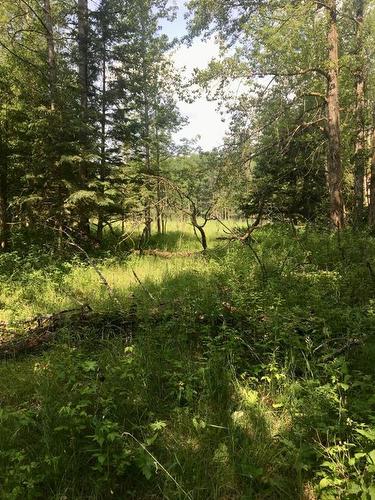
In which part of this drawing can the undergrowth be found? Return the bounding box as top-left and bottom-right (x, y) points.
(0, 222), (375, 499)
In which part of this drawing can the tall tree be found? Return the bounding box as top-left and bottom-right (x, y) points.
(77, 0), (90, 236)
(325, 0), (345, 228)
(187, 0), (347, 227)
(352, 0), (366, 223)
(0, 118), (9, 251)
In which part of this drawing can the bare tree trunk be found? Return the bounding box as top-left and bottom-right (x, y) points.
(369, 119), (375, 226)
(353, 0), (366, 224)
(78, 0), (88, 112)
(97, 33), (107, 243)
(44, 0), (64, 249)
(139, 11), (153, 241)
(44, 0), (56, 111)
(0, 138), (9, 252)
(162, 214), (167, 235)
(155, 122), (164, 235)
(142, 57), (152, 240)
(196, 225), (207, 251)
(143, 142), (152, 242)
(0, 171), (9, 252)
(78, 0), (90, 237)
(191, 212), (208, 251)
(326, 0), (345, 228)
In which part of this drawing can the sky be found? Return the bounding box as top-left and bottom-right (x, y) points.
(161, 0), (227, 151)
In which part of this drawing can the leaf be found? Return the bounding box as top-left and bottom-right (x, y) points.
(135, 451), (155, 480)
(369, 485), (375, 500)
(81, 360), (98, 372)
(144, 434), (158, 446)
(338, 382), (349, 391)
(95, 435), (105, 447)
(319, 477), (333, 489)
(272, 403), (283, 409)
(356, 428), (375, 441)
(368, 450), (375, 464)
(150, 420), (167, 432)
(347, 481), (362, 494)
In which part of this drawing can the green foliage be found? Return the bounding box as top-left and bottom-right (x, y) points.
(0, 224), (375, 497)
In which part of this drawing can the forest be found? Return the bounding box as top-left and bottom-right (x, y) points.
(1, 0), (375, 498)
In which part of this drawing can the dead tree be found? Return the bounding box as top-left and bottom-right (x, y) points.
(148, 175), (213, 251)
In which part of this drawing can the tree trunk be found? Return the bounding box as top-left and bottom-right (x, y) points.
(78, 0), (88, 113)
(78, 0), (90, 237)
(97, 32), (107, 243)
(144, 96), (152, 240)
(326, 0), (345, 228)
(140, 12), (152, 241)
(191, 213), (208, 251)
(155, 122), (163, 235)
(44, 0), (56, 111)
(44, 0), (64, 247)
(369, 120), (375, 226)
(353, 0), (366, 225)
(0, 140), (9, 252)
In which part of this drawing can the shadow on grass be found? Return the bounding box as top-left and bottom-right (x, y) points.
(0, 261), (314, 500)
(144, 230), (200, 252)
(3, 226), (375, 498)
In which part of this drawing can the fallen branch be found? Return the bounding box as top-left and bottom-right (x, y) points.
(131, 269), (158, 304)
(131, 249), (202, 258)
(0, 305), (137, 359)
(0, 306), (91, 357)
(214, 203), (264, 243)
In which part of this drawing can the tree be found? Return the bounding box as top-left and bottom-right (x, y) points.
(77, 0), (91, 236)
(352, 0), (366, 224)
(187, 0), (350, 227)
(325, 0), (345, 228)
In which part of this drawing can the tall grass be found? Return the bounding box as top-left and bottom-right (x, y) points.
(0, 223), (375, 498)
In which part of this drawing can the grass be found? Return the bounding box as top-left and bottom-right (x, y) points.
(0, 221), (375, 498)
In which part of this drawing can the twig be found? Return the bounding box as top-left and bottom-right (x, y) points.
(122, 432), (192, 500)
(131, 269), (158, 304)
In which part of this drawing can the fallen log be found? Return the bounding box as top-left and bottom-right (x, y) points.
(0, 305), (134, 358)
(131, 249), (202, 258)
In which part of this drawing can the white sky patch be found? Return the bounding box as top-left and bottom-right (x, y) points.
(161, 0), (228, 151)
(170, 38), (228, 151)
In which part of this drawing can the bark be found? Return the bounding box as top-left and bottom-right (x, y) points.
(353, 0), (366, 224)
(78, 0), (89, 113)
(97, 32), (107, 242)
(140, 11), (152, 240)
(0, 146), (9, 252)
(44, 0), (64, 247)
(191, 212), (208, 251)
(196, 225), (207, 251)
(155, 123), (165, 235)
(77, 0), (90, 236)
(0, 94), (9, 251)
(326, 0), (345, 228)
(156, 178), (162, 235)
(43, 0), (56, 111)
(144, 94), (152, 240)
(369, 120), (375, 226)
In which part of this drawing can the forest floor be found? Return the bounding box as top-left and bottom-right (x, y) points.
(0, 221), (375, 499)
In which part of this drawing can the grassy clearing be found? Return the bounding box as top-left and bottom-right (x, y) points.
(0, 219), (237, 322)
(1, 222), (375, 498)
